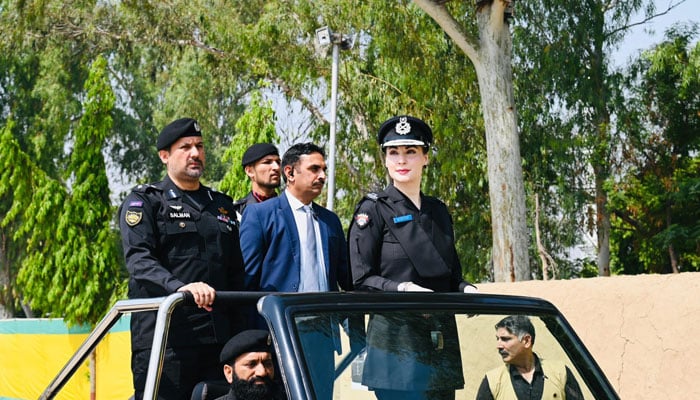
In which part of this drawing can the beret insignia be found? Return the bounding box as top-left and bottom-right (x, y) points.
(125, 210), (142, 226)
(355, 213), (370, 228)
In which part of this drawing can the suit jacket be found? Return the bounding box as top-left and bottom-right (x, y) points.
(240, 191), (351, 292)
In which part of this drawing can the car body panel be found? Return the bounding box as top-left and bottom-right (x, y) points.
(39, 291), (619, 400)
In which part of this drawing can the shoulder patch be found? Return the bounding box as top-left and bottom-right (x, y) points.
(124, 210), (143, 226)
(354, 213), (370, 229)
(128, 200), (144, 208)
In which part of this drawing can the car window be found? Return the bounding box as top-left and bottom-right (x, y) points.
(291, 311), (595, 400)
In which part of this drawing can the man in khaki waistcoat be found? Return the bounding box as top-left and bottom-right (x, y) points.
(475, 315), (584, 400)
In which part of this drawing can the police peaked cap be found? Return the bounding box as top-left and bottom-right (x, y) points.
(377, 115), (433, 148)
(220, 329), (272, 364)
(156, 118), (202, 150)
(241, 143), (280, 167)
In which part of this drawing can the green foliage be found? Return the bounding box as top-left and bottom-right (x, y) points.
(609, 25), (700, 274)
(16, 56), (127, 325)
(0, 119), (70, 317)
(513, 0), (653, 276)
(219, 89), (279, 199)
(2, 0), (697, 323)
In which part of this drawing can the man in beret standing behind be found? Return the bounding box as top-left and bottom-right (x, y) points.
(118, 118), (245, 400)
(233, 143), (281, 222)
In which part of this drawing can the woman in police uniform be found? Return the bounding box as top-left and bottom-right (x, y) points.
(348, 115), (477, 400)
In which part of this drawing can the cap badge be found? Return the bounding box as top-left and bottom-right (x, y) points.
(395, 117), (411, 135)
(194, 121), (201, 132)
(266, 334), (272, 346)
(355, 213), (370, 228)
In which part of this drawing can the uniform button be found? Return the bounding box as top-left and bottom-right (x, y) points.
(179, 222), (186, 228)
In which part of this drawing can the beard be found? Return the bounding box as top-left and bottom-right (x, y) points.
(231, 375), (277, 400)
(259, 179), (280, 190)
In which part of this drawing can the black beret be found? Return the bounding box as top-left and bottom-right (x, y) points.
(156, 118), (202, 150)
(377, 116), (433, 149)
(220, 329), (272, 364)
(241, 143), (279, 167)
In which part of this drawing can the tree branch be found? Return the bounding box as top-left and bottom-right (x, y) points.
(607, 0), (688, 38)
(268, 76), (328, 125)
(412, 0), (480, 63)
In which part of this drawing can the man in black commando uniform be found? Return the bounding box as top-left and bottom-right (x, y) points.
(232, 143), (280, 221)
(119, 118), (245, 400)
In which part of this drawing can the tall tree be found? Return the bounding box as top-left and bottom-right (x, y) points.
(609, 24), (700, 274)
(412, 0), (530, 281)
(16, 55), (126, 325)
(0, 119), (68, 318)
(513, 0), (687, 276)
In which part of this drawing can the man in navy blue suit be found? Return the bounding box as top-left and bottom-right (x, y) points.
(239, 142), (351, 399)
(240, 142), (351, 293)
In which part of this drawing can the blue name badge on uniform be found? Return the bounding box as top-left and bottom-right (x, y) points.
(393, 214), (413, 224)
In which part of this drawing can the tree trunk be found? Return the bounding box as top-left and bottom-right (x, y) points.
(474, 10), (530, 282)
(0, 232), (13, 319)
(413, 0), (530, 282)
(667, 208), (679, 273)
(594, 170), (611, 276)
(90, 350), (97, 400)
(535, 193), (548, 280)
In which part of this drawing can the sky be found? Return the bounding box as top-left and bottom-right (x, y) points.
(614, 0), (700, 66)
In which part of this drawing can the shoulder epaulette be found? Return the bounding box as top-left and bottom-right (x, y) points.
(353, 192), (379, 214)
(423, 195), (443, 205)
(131, 183), (160, 193)
(209, 187), (233, 200)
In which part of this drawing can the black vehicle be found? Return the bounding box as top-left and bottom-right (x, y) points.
(40, 292), (619, 400)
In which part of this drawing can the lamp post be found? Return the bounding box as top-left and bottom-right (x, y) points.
(315, 26), (353, 211)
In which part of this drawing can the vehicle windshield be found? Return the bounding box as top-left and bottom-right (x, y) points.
(290, 310), (595, 400)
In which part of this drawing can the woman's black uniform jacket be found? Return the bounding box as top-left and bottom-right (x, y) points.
(348, 184), (470, 392)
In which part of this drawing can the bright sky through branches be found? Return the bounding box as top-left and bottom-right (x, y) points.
(615, 0), (699, 66)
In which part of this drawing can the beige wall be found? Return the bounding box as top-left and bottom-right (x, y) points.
(479, 272), (700, 399)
